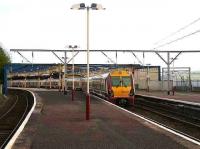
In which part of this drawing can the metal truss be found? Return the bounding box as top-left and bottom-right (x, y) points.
(10, 48), (200, 94)
(10, 49), (200, 53)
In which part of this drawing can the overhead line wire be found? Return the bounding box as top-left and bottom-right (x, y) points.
(155, 29), (200, 49)
(154, 17), (200, 45)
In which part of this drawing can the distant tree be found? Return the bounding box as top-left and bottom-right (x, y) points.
(0, 47), (10, 84)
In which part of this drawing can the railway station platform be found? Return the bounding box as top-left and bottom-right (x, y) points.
(136, 90), (200, 103)
(12, 89), (198, 149)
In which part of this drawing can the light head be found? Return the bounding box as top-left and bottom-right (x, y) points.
(91, 3), (105, 10)
(71, 3), (86, 10)
(71, 3), (105, 10)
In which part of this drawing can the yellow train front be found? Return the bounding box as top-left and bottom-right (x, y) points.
(107, 70), (135, 106)
(89, 70), (135, 106)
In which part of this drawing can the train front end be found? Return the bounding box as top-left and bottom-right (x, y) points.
(108, 70), (135, 106)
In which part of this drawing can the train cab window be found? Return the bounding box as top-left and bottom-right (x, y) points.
(111, 76), (121, 87)
(122, 76), (131, 87)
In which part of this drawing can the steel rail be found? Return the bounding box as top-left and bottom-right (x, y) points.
(91, 93), (200, 145)
(0, 95), (29, 148)
(132, 95), (200, 142)
(0, 95), (18, 120)
(131, 105), (200, 143)
(134, 104), (200, 129)
(90, 92), (200, 145)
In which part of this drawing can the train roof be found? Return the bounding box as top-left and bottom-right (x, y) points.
(110, 70), (131, 76)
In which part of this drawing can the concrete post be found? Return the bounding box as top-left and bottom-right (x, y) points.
(162, 68), (164, 91)
(64, 51), (67, 94)
(167, 52), (170, 95)
(189, 67), (192, 91)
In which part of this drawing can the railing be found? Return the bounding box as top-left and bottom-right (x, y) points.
(174, 80), (200, 91)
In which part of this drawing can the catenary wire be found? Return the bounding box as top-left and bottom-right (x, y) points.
(154, 17), (200, 45)
(154, 29), (200, 49)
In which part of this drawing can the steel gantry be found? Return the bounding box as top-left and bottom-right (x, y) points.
(10, 49), (200, 94)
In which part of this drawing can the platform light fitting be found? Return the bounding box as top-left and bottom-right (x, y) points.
(91, 3), (105, 10)
(67, 45), (79, 49)
(71, 3), (105, 10)
(71, 2), (105, 120)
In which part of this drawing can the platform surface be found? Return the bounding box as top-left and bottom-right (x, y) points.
(13, 90), (199, 149)
(136, 90), (200, 103)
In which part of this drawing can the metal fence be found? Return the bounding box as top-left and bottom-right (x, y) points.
(191, 80), (200, 87)
(191, 80), (200, 91)
(173, 80), (200, 91)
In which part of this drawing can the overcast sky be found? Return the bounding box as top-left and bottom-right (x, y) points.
(1, 0), (200, 70)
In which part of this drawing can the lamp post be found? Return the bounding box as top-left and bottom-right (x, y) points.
(71, 3), (105, 120)
(67, 45), (78, 101)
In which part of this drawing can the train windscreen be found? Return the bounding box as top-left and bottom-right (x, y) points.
(122, 76), (131, 87)
(111, 76), (121, 87)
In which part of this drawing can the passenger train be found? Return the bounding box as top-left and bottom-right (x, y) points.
(85, 70), (135, 106)
(9, 70), (135, 106)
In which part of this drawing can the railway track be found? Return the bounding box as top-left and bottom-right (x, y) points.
(91, 92), (200, 144)
(129, 95), (200, 142)
(0, 90), (33, 148)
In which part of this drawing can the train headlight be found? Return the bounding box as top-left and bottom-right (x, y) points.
(129, 88), (135, 96)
